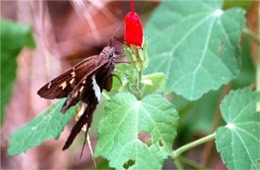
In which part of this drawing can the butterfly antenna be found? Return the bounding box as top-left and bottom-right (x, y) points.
(112, 26), (121, 39)
(109, 26), (122, 46)
(112, 37), (124, 44)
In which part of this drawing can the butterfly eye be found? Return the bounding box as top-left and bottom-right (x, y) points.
(109, 52), (114, 58)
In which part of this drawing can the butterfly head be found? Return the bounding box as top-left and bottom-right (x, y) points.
(101, 46), (115, 59)
(103, 37), (125, 63)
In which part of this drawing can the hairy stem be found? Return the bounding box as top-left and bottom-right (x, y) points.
(172, 133), (216, 159)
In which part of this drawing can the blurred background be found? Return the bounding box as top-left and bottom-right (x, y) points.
(0, 0), (258, 169)
(0, 1), (158, 169)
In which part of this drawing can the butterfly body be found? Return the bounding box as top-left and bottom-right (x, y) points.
(37, 45), (117, 150)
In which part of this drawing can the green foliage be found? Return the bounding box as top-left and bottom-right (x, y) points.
(97, 159), (115, 170)
(0, 19), (36, 124)
(174, 37), (256, 141)
(112, 64), (131, 91)
(113, 65), (166, 96)
(8, 99), (77, 156)
(145, 0), (245, 100)
(215, 89), (260, 169)
(5, 0), (258, 169)
(142, 73), (166, 95)
(174, 88), (222, 139)
(94, 93), (178, 169)
(223, 0), (252, 10)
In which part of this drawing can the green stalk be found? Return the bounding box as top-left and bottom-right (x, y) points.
(243, 27), (260, 44)
(124, 44), (147, 100)
(137, 70), (143, 100)
(256, 4), (260, 112)
(257, 48), (260, 92)
(179, 156), (208, 169)
(172, 133), (216, 159)
(173, 158), (183, 170)
(257, 5), (260, 91)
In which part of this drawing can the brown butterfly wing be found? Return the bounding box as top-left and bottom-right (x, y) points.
(60, 58), (111, 113)
(37, 56), (101, 99)
(62, 59), (114, 149)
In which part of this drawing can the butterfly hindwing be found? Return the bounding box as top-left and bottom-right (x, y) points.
(61, 75), (93, 113)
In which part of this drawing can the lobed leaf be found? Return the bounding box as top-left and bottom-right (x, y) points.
(8, 99), (77, 156)
(173, 37), (256, 140)
(216, 88), (260, 169)
(145, 0), (245, 100)
(94, 93), (178, 169)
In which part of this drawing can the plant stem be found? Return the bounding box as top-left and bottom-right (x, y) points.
(257, 6), (260, 91)
(102, 92), (111, 100)
(201, 83), (231, 165)
(179, 156), (208, 170)
(257, 4), (260, 111)
(256, 47), (260, 110)
(173, 158), (183, 170)
(125, 45), (145, 100)
(243, 27), (259, 44)
(172, 133), (216, 159)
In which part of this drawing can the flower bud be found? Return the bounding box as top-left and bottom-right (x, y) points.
(124, 11), (143, 47)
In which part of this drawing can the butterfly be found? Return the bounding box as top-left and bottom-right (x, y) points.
(37, 38), (124, 151)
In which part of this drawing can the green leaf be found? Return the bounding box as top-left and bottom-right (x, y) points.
(142, 73), (166, 95)
(215, 88), (260, 169)
(145, 0), (245, 100)
(175, 37), (255, 141)
(0, 19), (36, 124)
(94, 93), (178, 169)
(8, 99), (76, 156)
(97, 159), (115, 170)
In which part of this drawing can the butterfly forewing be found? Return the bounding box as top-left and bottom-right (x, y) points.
(37, 56), (101, 99)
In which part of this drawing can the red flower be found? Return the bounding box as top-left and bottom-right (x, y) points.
(124, 11), (143, 47)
